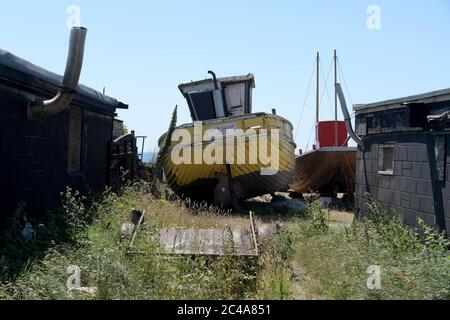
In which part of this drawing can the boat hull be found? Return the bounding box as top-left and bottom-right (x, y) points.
(290, 147), (357, 196)
(159, 113), (296, 204)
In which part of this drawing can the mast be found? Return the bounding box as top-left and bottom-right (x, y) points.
(334, 49), (339, 146)
(316, 52), (320, 125)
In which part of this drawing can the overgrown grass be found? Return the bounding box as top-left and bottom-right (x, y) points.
(0, 182), (293, 300)
(0, 188), (93, 281)
(291, 199), (450, 300)
(2, 185), (448, 300)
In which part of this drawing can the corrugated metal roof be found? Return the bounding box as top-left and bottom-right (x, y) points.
(354, 88), (450, 114)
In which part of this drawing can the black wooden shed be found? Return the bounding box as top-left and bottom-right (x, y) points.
(353, 88), (450, 236)
(0, 48), (128, 224)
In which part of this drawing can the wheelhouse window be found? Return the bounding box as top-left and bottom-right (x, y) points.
(378, 145), (394, 175)
(188, 91), (216, 121)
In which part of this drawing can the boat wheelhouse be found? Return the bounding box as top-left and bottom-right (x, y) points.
(179, 72), (255, 120)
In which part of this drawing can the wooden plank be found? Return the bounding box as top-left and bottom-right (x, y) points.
(231, 229), (244, 255)
(127, 210), (145, 252)
(173, 229), (185, 254)
(239, 229), (253, 254)
(159, 229), (169, 250)
(196, 229), (205, 255)
(249, 212), (259, 256)
(155, 226), (260, 257)
(213, 229), (224, 255)
(184, 229), (197, 253)
(165, 228), (178, 252)
(203, 229), (215, 255)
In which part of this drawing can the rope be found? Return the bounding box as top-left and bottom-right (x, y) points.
(336, 58), (358, 138)
(294, 59), (317, 139)
(319, 57), (335, 118)
(298, 54), (355, 152)
(337, 58), (354, 108)
(305, 123), (315, 152)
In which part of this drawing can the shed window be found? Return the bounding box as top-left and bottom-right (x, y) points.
(378, 145), (394, 175)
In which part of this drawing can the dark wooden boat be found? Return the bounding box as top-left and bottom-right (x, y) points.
(290, 51), (356, 197)
(290, 146), (356, 196)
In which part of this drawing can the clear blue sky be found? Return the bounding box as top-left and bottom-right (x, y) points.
(1, 1), (450, 152)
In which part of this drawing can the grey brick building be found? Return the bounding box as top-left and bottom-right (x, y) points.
(353, 88), (450, 236)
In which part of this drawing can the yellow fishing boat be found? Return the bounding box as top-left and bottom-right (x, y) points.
(159, 72), (296, 207)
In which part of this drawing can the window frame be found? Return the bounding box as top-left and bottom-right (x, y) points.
(378, 144), (395, 176)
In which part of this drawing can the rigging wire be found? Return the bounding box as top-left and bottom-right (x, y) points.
(301, 55), (336, 152)
(319, 57), (335, 118)
(298, 53), (356, 152)
(294, 59), (317, 140)
(304, 123), (315, 152)
(337, 57), (358, 137)
(337, 57), (354, 109)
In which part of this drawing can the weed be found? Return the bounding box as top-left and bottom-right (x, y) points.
(304, 198), (329, 235)
(293, 199), (450, 300)
(0, 181), (289, 300)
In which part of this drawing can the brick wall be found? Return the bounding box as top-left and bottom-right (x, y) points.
(355, 132), (450, 236)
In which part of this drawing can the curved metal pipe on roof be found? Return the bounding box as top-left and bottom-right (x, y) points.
(208, 70), (219, 90)
(335, 83), (363, 146)
(27, 27), (87, 119)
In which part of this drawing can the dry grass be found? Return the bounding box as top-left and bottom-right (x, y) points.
(146, 199), (251, 229)
(115, 188), (252, 230)
(329, 211), (354, 224)
(0, 182), (293, 300)
(5, 182), (445, 301)
(287, 201), (450, 300)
